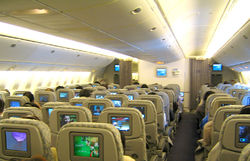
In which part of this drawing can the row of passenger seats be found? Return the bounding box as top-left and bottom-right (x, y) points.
(197, 83), (250, 161)
(0, 83), (183, 161)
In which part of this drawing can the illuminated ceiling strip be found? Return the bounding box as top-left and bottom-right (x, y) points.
(205, 0), (250, 58)
(0, 21), (132, 60)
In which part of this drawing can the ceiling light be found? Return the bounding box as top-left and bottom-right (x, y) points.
(156, 61), (165, 64)
(205, 0), (250, 58)
(131, 7), (142, 15)
(0, 21), (132, 60)
(150, 27), (157, 31)
(30, 9), (49, 14)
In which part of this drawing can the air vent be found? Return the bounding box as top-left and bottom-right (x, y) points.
(243, 35), (248, 39)
(131, 7), (142, 15)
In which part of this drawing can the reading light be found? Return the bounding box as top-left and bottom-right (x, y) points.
(205, 0), (250, 58)
(0, 22), (132, 60)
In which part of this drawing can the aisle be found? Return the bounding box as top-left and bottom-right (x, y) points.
(167, 112), (199, 161)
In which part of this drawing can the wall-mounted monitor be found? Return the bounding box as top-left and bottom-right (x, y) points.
(156, 68), (167, 77)
(95, 95), (104, 99)
(10, 100), (21, 107)
(2, 128), (31, 157)
(127, 95), (134, 100)
(70, 132), (103, 160)
(114, 64), (120, 72)
(89, 104), (104, 116)
(111, 99), (122, 107)
(74, 92), (80, 98)
(39, 94), (49, 102)
(59, 92), (68, 99)
(212, 64), (222, 71)
(110, 116), (131, 135)
(47, 108), (53, 117)
(74, 103), (82, 107)
(58, 113), (78, 129)
(236, 124), (250, 148)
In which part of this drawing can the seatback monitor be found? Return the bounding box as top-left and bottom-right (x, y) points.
(10, 101), (21, 107)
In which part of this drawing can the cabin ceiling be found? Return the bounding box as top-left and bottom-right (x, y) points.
(0, 0), (241, 64)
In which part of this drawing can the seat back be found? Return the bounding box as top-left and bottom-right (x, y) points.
(124, 85), (137, 90)
(241, 93), (250, 106)
(108, 89), (121, 95)
(91, 90), (110, 99)
(57, 122), (124, 161)
(205, 93), (230, 115)
(49, 106), (92, 147)
(34, 91), (56, 106)
(82, 98), (114, 122)
(157, 92), (170, 124)
(149, 84), (163, 91)
(105, 94), (129, 107)
(137, 95), (166, 134)
(108, 84), (120, 89)
(132, 89), (147, 95)
(73, 89), (81, 98)
(13, 90), (31, 96)
(208, 115), (250, 161)
(41, 102), (70, 125)
(69, 97), (89, 106)
(0, 91), (10, 102)
(127, 100), (158, 145)
(56, 88), (75, 102)
(234, 89), (248, 99)
(238, 143), (250, 161)
(208, 97), (240, 120)
(211, 105), (244, 148)
(6, 96), (30, 108)
(94, 86), (107, 91)
(165, 84), (181, 102)
(2, 107), (43, 120)
(0, 118), (55, 161)
(98, 107), (147, 161)
(123, 91), (139, 101)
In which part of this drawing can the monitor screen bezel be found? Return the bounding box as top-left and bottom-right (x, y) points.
(39, 94), (49, 102)
(88, 104), (105, 117)
(156, 68), (167, 77)
(111, 99), (122, 107)
(235, 123), (250, 148)
(128, 104), (146, 121)
(114, 64), (120, 72)
(108, 114), (132, 136)
(70, 132), (103, 161)
(9, 100), (21, 107)
(212, 64), (222, 71)
(95, 95), (105, 99)
(57, 112), (79, 130)
(59, 92), (69, 99)
(2, 128), (31, 158)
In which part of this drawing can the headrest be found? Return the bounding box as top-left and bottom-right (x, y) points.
(127, 100), (157, 124)
(49, 106), (92, 133)
(123, 91), (139, 100)
(137, 95), (163, 114)
(205, 93), (231, 114)
(69, 97), (90, 106)
(238, 143), (250, 161)
(0, 91), (10, 101)
(0, 118), (53, 161)
(105, 94), (129, 107)
(160, 89), (175, 102)
(82, 98), (114, 121)
(108, 89), (122, 95)
(13, 91), (30, 96)
(98, 107), (145, 139)
(132, 89), (146, 95)
(56, 88), (75, 102)
(108, 84), (120, 89)
(212, 105), (244, 132)
(91, 90), (110, 99)
(34, 91), (56, 105)
(241, 93), (250, 106)
(2, 107), (42, 120)
(6, 96), (30, 108)
(94, 86), (107, 91)
(156, 92), (170, 107)
(57, 122), (124, 161)
(220, 115), (250, 152)
(209, 97), (240, 119)
(123, 85), (137, 90)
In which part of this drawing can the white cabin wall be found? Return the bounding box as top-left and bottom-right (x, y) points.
(0, 71), (92, 94)
(138, 58), (191, 109)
